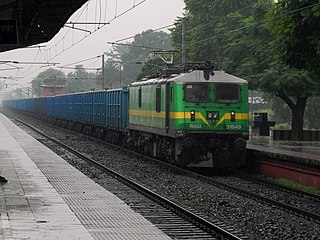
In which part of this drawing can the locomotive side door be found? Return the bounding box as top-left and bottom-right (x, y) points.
(165, 82), (170, 133)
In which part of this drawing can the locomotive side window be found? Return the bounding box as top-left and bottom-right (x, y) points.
(215, 83), (240, 103)
(156, 86), (161, 112)
(138, 87), (142, 107)
(185, 84), (210, 103)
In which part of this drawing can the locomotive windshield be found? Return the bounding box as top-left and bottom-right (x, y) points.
(185, 84), (210, 103)
(215, 83), (240, 103)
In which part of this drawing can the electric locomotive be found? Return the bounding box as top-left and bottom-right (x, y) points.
(127, 63), (249, 168)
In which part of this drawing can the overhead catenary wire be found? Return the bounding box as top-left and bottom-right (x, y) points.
(58, 66), (101, 71)
(110, 23), (175, 44)
(107, 42), (169, 51)
(2, 0), (150, 82)
(104, 0), (108, 22)
(59, 55), (101, 68)
(107, 2), (257, 45)
(108, 1), (320, 52)
(5, 1), (319, 87)
(48, 0), (147, 61)
(188, 2), (320, 46)
(85, 56), (102, 69)
(6, 2), (92, 81)
(183, 2), (257, 36)
(5, 0), (148, 84)
(51, 0), (91, 55)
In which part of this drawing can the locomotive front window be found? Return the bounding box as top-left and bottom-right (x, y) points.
(184, 84), (210, 103)
(215, 83), (240, 103)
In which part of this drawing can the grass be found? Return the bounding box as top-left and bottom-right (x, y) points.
(267, 177), (320, 195)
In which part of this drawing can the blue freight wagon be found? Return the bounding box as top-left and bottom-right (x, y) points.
(106, 87), (128, 131)
(4, 99), (26, 111)
(26, 98), (36, 113)
(17, 98), (27, 111)
(73, 93), (83, 123)
(83, 92), (94, 125)
(57, 95), (67, 120)
(66, 94), (74, 121)
(93, 91), (106, 127)
(35, 97), (47, 115)
(3, 88), (129, 144)
(47, 96), (55, 118)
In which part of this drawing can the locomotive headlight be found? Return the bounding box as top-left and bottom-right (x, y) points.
(207, 111), (219, 120)
(190, 110), (196, 121)
(230, 111), (236, 122)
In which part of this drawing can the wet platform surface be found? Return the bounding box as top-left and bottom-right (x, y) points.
(0, 113), (171, 240)
(247, 136), (320, 162)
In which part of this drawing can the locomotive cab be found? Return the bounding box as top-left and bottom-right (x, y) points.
(128, 68), (249, 169)
(169, 70), (249, 168)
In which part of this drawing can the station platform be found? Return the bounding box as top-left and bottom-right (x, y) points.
(247, 136), (320, 189)
(247, 136), (320, 165)
(0, 113), (171, 240)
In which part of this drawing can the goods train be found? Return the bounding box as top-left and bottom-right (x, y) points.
(2, 63), (249, 168)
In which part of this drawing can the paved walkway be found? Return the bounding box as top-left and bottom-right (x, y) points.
(0, 113), (171, 240)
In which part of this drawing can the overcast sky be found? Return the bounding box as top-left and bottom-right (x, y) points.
(0, 0), (185, 88)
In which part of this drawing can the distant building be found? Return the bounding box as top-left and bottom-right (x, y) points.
(41, 78), (66, 96)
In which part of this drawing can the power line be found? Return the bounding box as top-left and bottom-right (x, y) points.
(7, 0), (148, 83)
(183, 2), (257, 36)
(49, 0), (148, 61)
(8, 1), (319, 84)
(107, 42), (168, 51)
(107, 3), (257, 45)
(108, 0), (147, 24)
(58, 66), (101, 71)
(109, 1), (320, 52)
(59, 55), (101, 68)
(49, 0), (91, 56)
(111, 23), (175, 44)
(188, 2), (320, 46)
(84, 57), (102, 69)
(0, 67), (23, 71)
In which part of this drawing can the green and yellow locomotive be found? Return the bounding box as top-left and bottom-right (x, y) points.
(128, 64), (249, 168)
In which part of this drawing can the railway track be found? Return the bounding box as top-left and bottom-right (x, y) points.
(199, 174), (320, 222)
(57, 126), (320, 222)
(15, 118), (246, 240)
(235, 173), (320, 203)
(151, 161), (320, 223)
(4, 110), (320, 239)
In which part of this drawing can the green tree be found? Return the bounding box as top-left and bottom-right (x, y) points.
(305, 97), (320, 129)
(31, 68), (65, 97)
(136, 57), (167, 80)
(97, 60), (123, 89)
(171, 0), (259, 64)
(66, 65), (98, 92)
(105, 30), (172, 85)
(261, 0), (320, 140)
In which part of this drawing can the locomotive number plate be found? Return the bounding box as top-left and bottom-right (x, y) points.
(189, 124), (202, 129)
(226, 124), (241, 130)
